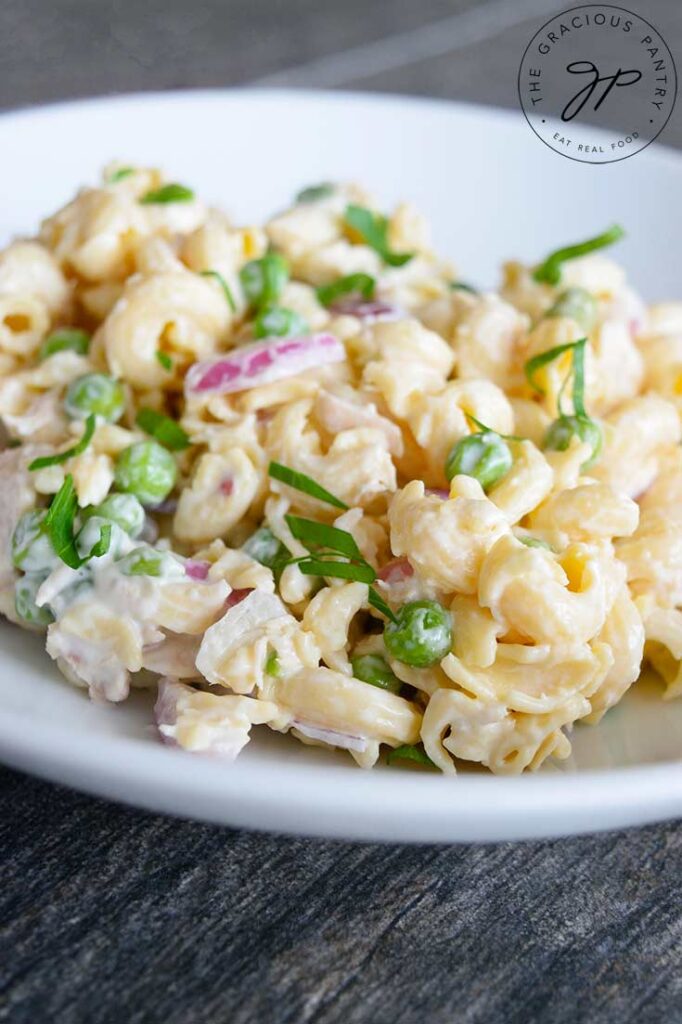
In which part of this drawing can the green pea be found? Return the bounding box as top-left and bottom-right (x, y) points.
(114, 441), (177, 506)
(15, 573), (54, 628)
(253, 306), (308, 339)
(543, 415), (602, 469)
(445, 431), (512, 490)
(239, 253), (289, 309)
(11, 510), (58, 573)
(75, 516), (126, 559)
(546, 287), (597, 333)
(242, 527), (289, 571)
(64, 373), (126, 423)
(82, 493), (145, 537)
(116, 546), (185, 579)
(351, 654), (402, 693)
(39, 328), (90, 360)
(384, 600), (452, 668)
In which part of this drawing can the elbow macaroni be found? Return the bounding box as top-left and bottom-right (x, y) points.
(1, 165), (679, 776)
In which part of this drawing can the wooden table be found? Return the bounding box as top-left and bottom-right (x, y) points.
(1, 0), (681, 1019)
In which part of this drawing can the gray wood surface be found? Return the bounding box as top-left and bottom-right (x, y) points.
(0, 1), (681, 1020)
(1, 767), (681, 1024)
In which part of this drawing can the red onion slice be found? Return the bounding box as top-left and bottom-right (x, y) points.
(185, 333), (345, 396)
(378, 557), (414, 585)
(154, 677), (180, 746)
(185, 560), (211, 580)
(224, 587), (253, 609)
(292, 719), (368, 753)
(330, 298), (403, 322)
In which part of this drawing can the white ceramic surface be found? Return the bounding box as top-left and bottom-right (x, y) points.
(1, 89), (681, 843)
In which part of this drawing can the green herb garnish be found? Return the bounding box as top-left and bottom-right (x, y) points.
(296, 558), (376, 583)
(155, 351), (173, 372)
(316, 273), (375, 308)
(43, 474), (110, 569)
(268, 461), (348, 510)
(524, 339), (587, 398)
(140, 183), (195, 204)
(200, 269), (237, 313)
(28, 414), (96, 471)
(464, 412), (522, 442)
(265, 648), (281, 676)
(285, 515), (362, 559)
(107, 166), (135, 183)
(519, 535), (552, 550)
(87, 523), (112, 559)
(43, 475), (80, 568)
(270, 462), (396, 618)
(296, 183), (335, 203)
(386, 744), (436, 768)
(135, 408), (190, 451)
(367, 588), (396, 621)
(532, 225), (625, 285)
(39, 328), (90, 360)
(344, 205), (414, 268)
(286, 520), (375, 585)
(449, 281), (478, 294)
(525, 338), (602, 469)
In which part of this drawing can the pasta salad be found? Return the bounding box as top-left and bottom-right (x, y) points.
(1, 163), (680, 775)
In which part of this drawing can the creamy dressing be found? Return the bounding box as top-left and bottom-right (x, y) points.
(38, 531), (217, 698)
(47, 629), (134, 703)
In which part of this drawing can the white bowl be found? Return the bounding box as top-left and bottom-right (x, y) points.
(1, 89), (681, 842)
